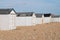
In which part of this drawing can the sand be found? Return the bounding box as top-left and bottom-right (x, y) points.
(0, 23), (60, 40)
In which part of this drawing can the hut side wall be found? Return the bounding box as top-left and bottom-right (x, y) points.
(43, 17), (51, 23)
(0, 15), (10, 30)
(0, 15), (16, 30)
(51, 18), (59, 22)
(59, 17), (60, 22)
(16, 17), (33, 26)
(35, 18), (42, 24)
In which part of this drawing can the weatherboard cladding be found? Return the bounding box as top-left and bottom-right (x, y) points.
(35, 14), (42, 18)
(0, 8), (15, 14)
(16, 12), (33, 17)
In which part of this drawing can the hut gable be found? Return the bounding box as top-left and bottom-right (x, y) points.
(0, 8), (16, 15)
(16, 12), (33, 17)
(32, 13), (36, 17)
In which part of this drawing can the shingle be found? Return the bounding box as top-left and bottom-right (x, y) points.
(16, 12), (33, 17)
(0, 8), (15, 14)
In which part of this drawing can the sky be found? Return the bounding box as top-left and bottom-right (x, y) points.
(0, 0), (60, 15)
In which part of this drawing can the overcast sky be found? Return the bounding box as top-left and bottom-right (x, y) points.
(0, 0), (60, 14)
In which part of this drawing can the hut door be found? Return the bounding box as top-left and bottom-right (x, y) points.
(9, 15), (16, 29)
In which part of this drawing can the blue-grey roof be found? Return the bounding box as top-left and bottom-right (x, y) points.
(35, 14), (43, 18)
(0, 8), (16, 14)
(51, 15), (60, 18)
(16, 12), (34, 17)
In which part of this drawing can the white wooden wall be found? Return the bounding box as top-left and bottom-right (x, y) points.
(0, 15), (10, 30)
(59, 17), (60, 22)
(51, 18), (59, 22)
(9, 15), (16, 30)
(35, 18), (42, 24)
(0, 15), (16, 30)
(16, 17), (33, 26)
(43, 17), (51, 23)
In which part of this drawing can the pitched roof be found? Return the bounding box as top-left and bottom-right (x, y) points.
(16, 12), (33, 17)
(0, 8), (15, 14)
(35, 14), (43, 18)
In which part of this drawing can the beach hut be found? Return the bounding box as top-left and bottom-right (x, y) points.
(0, 8), (16, 30)
(51, 15), (59, 23)
(59, 16), (60, 22)
(16, 12), (33, 26)
(35, 14), (42, 24)
(43, 14), (51, 23)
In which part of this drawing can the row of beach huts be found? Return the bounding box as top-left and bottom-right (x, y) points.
(0, 8), (60, 30)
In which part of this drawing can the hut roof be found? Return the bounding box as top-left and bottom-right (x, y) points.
(44, 14), (51, 17)
(35, 14), (43, 18)
(51, 15), (60, 18)
(0, 8), (16, 14)
(16, 12), (33, 17)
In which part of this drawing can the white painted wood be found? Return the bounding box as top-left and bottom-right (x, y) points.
(25, 17), (33, 26)
(43, 17), (51, 23)
(9, 10), (16, 30)
(16, 17), (33, 26)
(0, 15), (10, 30)
(32, 13), (36, 25)
(9, 15), (16, 30)
(0, 10), (16, 30)
(0, 15), (16, 30)
(51, 18), (59, 22)
(35, 18), (42, 24)
(59, 17), (60, 22)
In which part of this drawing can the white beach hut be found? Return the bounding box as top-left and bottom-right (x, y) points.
(59, 16), (60, 22)
(0, 8), (16, 30)
(16, 12), (33, 26)
(35, 14), (42, 24)
(51, 15), (59, 23)
(43, 14), (51, 23)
